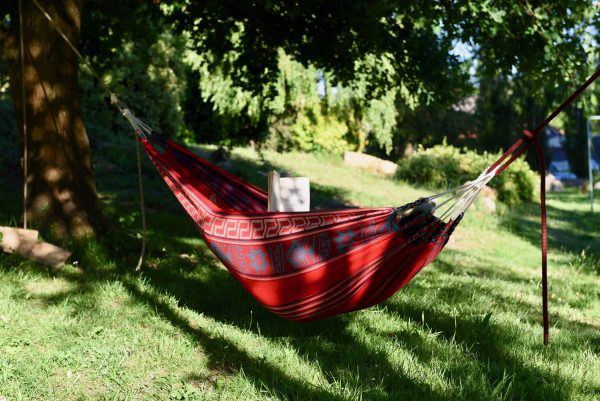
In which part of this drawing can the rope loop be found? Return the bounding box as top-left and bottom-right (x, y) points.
(522, 129), (537, 141)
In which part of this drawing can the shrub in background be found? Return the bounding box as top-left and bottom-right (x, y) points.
(396, 143), (538, 206)
(268, 105), (351, 155)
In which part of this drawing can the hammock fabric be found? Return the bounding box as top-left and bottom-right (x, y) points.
(119, 70), (600, 345)
(141, 135), (462, 321)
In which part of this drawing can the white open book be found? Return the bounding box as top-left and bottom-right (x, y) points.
(268, 171), (310, 212)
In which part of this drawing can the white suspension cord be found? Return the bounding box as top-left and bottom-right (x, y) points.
(417, 164), (498, 223)
(18, 0), (27, 229)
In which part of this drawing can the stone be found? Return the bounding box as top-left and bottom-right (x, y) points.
(545, 173), (556, 192)
(0, 227), (71, 267)
(344, 151), (398, 176)
(480, 185), (498, 200)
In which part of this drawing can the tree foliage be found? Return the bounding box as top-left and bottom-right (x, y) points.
(166, 1), (466, 101)
(162, 0), (597, 156)
(80, 1), (187, 139)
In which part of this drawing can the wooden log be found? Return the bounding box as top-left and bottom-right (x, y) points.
(0, 226), (71, 267)
(0, 227), (39, 252)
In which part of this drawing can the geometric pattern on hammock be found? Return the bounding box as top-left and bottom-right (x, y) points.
(141, 134), (465, 321)
(112, 67), (600, 341)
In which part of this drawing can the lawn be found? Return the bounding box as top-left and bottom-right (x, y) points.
(1, 145), (599, 400)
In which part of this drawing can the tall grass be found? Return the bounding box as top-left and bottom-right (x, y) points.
(0, 146), (599, 400)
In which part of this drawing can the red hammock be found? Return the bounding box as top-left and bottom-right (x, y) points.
(27, 0), (599, 345)
(141, 136), (461, 321)
(119, 69), (600, 344)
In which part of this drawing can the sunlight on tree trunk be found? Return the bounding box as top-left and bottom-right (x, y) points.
(0, 0), (106, 238)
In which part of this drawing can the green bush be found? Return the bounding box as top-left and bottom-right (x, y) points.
(267, 102), (352, 155)
(396, 144), (538, 206)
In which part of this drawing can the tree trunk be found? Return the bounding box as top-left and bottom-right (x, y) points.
(0, 0), (106, 238)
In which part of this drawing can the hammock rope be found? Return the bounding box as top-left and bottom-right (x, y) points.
(29, 0), (600, 343)
(18, 0), (27, 229)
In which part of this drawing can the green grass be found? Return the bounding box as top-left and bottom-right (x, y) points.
(1, 146), (599, 400)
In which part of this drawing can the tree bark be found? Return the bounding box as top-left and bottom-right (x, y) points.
(0, 0), (106, 238)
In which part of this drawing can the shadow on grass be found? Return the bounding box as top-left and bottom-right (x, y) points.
(120, 268), (448, 400)
(435, 248), (536, 286)
(380, 297), (578, 401)
(500, 192), (600, 260)
(4, 236), (596, 400)
(0, 237), (447, 400)
(225, 150), (356, 210)
(1, 148), (599, 400)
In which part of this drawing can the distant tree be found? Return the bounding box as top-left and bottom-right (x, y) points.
(168, 0), (596, 154)
(168, 1), (470, 152)
(562, 15), (600, 178)
(79, 1), (186, 139)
